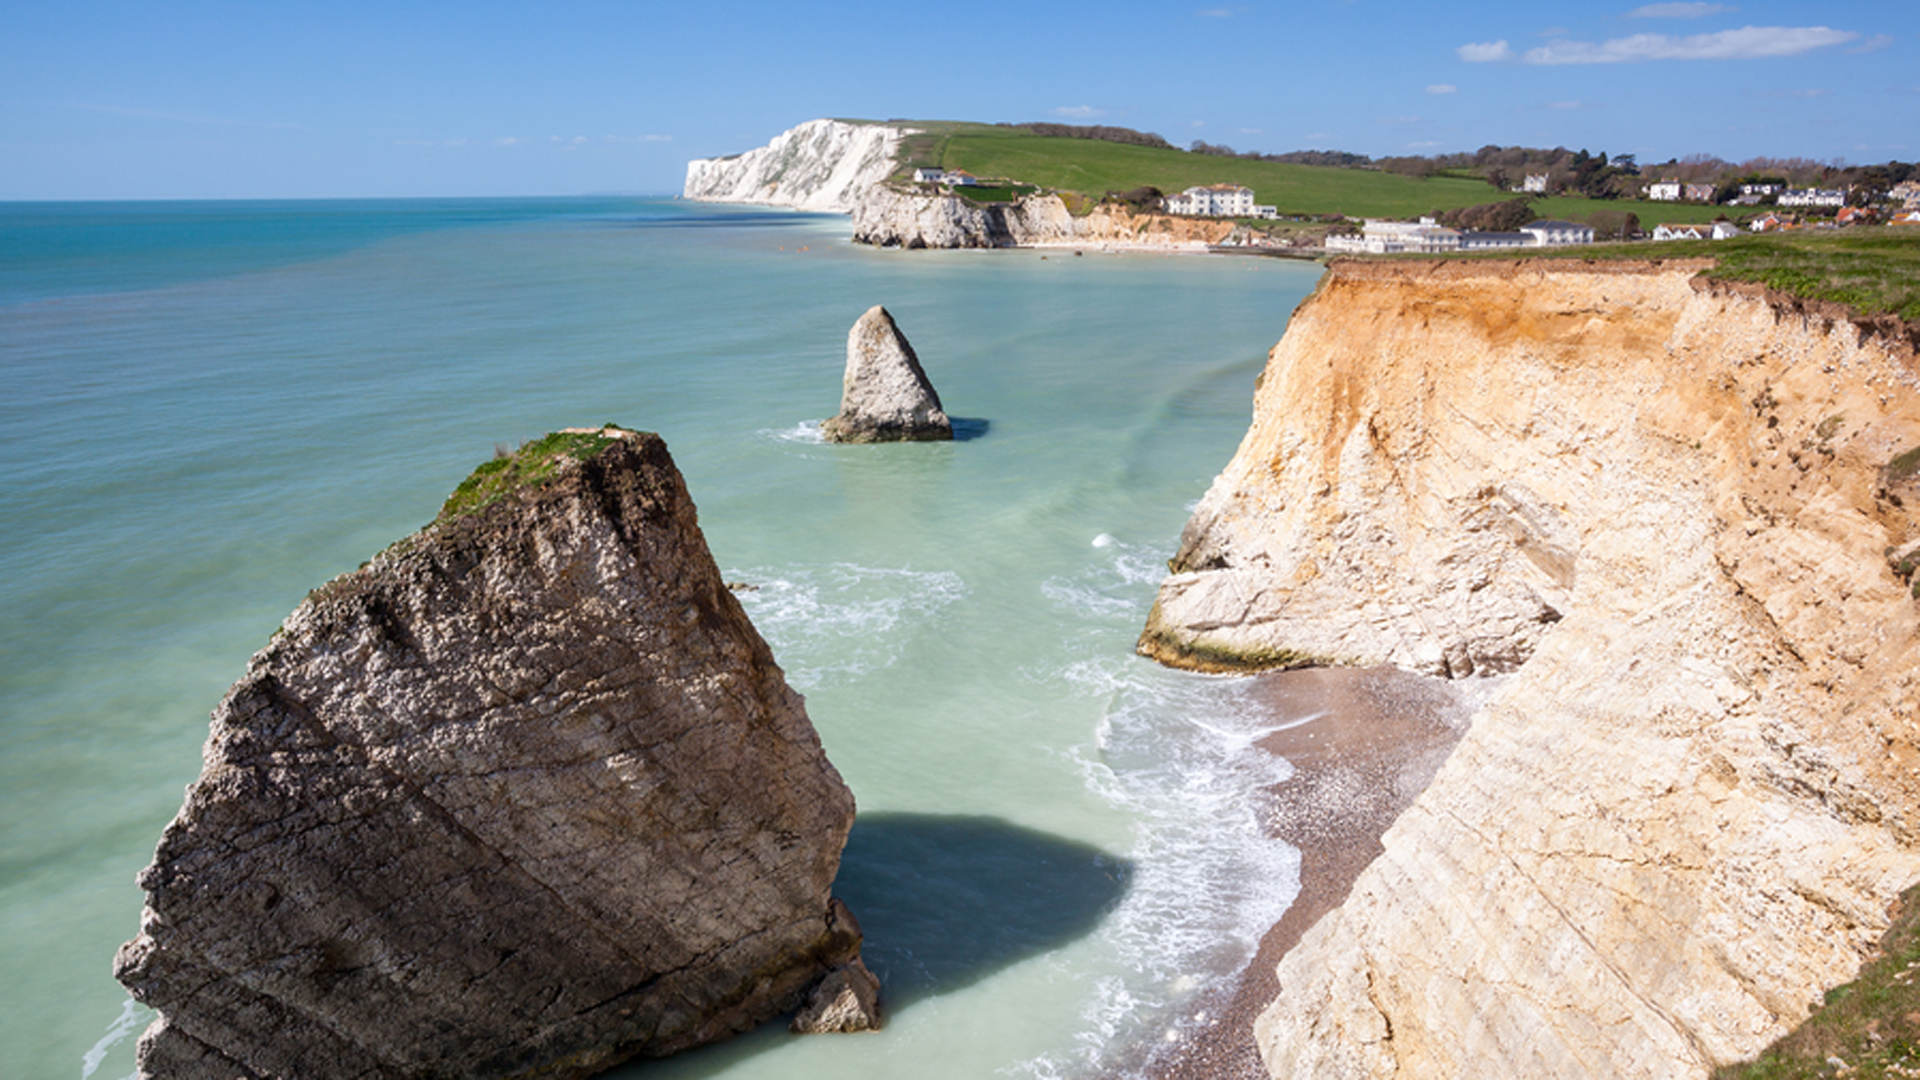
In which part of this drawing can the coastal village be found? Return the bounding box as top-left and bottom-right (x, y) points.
(908, 161), (1920, 255)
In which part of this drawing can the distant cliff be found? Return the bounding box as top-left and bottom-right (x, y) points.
(684, 120), (1242, 250)
(1142, 260), (1920, 1077)
(683, 119), (908, 213)
(850, 186), (1235, 250)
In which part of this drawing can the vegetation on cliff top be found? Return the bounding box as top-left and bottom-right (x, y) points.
(1369, 229), (1920, 325)
(880, 121), (1726, 226)
(438, 427), (626, 521)
(1704, 231), (1920, 324)
(1716, 884), (1920, 1080)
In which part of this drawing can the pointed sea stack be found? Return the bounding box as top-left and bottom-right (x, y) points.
(821, 305), (953, 443)
(115, 427), (869, 1080)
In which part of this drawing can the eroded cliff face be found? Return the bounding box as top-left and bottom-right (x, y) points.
(850, 186), (1237, 250)
(1142, 260), (1920, 1077)
(116, 429), (863, 1080)
(683, 119), (908, 213)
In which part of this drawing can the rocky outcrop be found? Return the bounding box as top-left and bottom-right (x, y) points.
(851, 185), (1237, 250)
(115, 427), (865, 1080)
(822, 306), (951, 443)
(1141, 260), (1920, 1077)
(683, 119), (909, 213)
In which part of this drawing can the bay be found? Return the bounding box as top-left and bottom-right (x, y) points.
(0, 197), (1324, 1080)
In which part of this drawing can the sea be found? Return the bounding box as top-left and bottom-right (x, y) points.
(0, 197), (1329, 1080)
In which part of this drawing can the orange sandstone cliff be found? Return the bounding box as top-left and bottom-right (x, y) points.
(1142, 259), (1920, 1077)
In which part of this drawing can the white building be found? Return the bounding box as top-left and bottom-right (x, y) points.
(1457, 232), (1533, 251)
(1166, 184), (1260, 217)
(1522, 220), (1595, 246)
(1740, 182), (1784, 198)
(1523, 173), (1550, 194)
(1325, 217), (1461, 254)
(1778, 188), (1845, 208)
(912, 168), (946, 184)
(1647, 180), (1683, 202)
(1652, 221), (1740, 241)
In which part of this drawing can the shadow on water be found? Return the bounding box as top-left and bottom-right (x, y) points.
(834, 812), (1131, 1009)
(616, 812), (1131, 1078)
(948, 417), (991, 442)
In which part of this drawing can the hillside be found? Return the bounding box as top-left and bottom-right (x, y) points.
(882, 121), (1729, 225)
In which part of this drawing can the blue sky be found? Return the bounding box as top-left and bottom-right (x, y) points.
(3, 0), (1915, 199)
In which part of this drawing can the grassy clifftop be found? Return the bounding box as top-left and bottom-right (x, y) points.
(875, 120), (1728, 225)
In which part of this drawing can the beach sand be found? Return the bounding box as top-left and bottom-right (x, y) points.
(1122, 665), (1482, 1080)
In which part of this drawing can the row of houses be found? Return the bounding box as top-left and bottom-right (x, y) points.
(1645, 180), (1853, 207)
(1325, 217), (1595, 254)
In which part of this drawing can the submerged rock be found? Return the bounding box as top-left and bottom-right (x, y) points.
(115, 427), (866, 1080)
(822, 305), (952, 443)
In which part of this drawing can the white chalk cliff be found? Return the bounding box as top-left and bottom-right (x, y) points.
(683, 119), (908, 214)
(684, 120), (1240, 250)
(1144, 259), (1920, 1077)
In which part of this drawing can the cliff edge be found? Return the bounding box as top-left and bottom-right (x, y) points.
(1142, 260), (1920, 1076)
(116, 428), (864, 1080)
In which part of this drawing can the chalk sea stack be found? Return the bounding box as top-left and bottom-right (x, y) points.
(822, 305), (952, 443)
(114, 427), (871, 1080)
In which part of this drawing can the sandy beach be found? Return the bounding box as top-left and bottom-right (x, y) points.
(1126, 666), (1484, 1080)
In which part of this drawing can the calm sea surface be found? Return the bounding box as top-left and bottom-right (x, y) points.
(0, 197), (1325, 1080)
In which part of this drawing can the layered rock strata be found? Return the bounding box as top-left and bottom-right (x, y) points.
(115, 428), (865, 1080)
(822, 305), (951, 443)
(683, 119), (908, 214)
(1142, 260), (1920, 1077)
(850, 185), (1237, 250)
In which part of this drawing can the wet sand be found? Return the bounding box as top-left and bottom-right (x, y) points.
(1124, 666), (1479, 1080)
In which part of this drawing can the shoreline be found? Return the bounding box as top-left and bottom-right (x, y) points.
(1120, 666), (1483, 1080)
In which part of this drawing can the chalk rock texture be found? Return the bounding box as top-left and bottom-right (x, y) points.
(683, 119), (907, 214)
(850, 186), (1236, 251)
(1142, 260), (1920, 1077)
(115, 428), (864, 1080)
(822, 305), (952, 443)
(790, 955), (882, 1034)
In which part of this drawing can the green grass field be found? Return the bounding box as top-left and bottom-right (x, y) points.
(866, 120), (1732, 226)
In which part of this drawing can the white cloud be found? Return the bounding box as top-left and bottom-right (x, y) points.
(1850, 34), (1893, 53)
(1408, 140), (1443, 148)
(1426, 83), (1458, 94)
(1052, 105), (1105, 119)
(1458, 39), (1514, 62)
(1628, 2), (1734, 18)
(1520, 25), (1858, 64)
(1196, 6), (1242, 16)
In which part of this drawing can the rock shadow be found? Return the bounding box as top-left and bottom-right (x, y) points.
(948, 417), (991, 442)
(832, 812), (1132, 1009)
(613, 813), (1131, 1078)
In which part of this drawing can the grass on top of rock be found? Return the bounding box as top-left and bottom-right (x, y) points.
(1705, 229), (1920, 324)
(1715, 883), (1920, 1080)
(1387, 229), (1920, 325)
(438, 428), (626, 521)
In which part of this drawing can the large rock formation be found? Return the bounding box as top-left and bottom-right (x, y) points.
(822, 306), (952, 443)
(115, 427), (867, 1080)
(1141, 260), (1920, 1077)
(683, 119), (909, 214)
(850, 186), (1237, 250)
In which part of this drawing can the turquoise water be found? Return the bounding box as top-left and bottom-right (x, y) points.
(0, 198), (1324, 1079)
